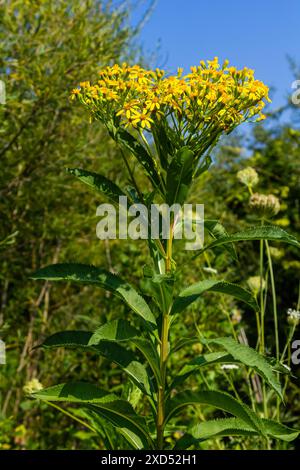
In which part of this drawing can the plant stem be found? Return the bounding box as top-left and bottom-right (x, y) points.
(259, 221), (268, 420)
(265, 239), (280, 421)
(265, 240), (279, 360)
(259, 237), (265, 355)
(156, 222), (173, 449)
(156, 313), (169, 449)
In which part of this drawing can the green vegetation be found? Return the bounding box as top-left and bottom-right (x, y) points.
(0, 0), (299, 451)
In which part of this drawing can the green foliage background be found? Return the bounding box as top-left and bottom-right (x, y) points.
(0, 0), (299, 450)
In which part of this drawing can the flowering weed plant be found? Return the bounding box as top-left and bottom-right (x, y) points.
(30, 59), (300, 450)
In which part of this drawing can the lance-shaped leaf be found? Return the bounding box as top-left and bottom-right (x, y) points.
(40, 331), (152, 395)
(90, 322), (161, 386)
(170, 351), (233, 389)
(31, 264), (156, 327)
(131, 337), (161, 386)
(196, 225), (300, 258)
(116, 127), (163, 193)
(66, 168), (125, 204)
(203, 337), (283, 399)
(170, 350), (290, 390)
(171, 279), (258, 314)
(165, 390), (264, 433)
(152, 123), (173, 171)
(89, 319), (139, 344)
(32, 382), (153, 449)
(166, 146), (194, 206)
(174, 417), (300, 449)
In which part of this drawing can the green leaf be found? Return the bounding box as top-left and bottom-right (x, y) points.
(41, 331), (152, 395)
(166, 146), (194, 206)
(152, 123), (173, 171)
(66, 168), (125, 204)
(170, 351), (233, 389)
(175, 418), (300, 449)
(115, 127), (163, 193)
(31, 264), (156, 327)
(89, 319), (139, 344)
(198, 225), (300, 257)
(171, 350), (289, 390)
(204, 219), (237, 260)
(172, 279), (258, 314)
(262, 418), (300, 442)
(131, 338), (161, 386)
(32, 382), (152, 449)
(194, 154), (212, 177)
(204, 337), (283, 399)
(174, 417), (300, 449)
(165, 390), (264, 434)
(170, 336), (199, 354)
(174, 418), (258, 448)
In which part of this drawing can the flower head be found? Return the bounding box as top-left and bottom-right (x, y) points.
(23, 378), (43, 394)
(287, 308), (300, 326)
(249, 193), (280, 219)
(237, 167), (259, 189)
(72, 59), (270, 154)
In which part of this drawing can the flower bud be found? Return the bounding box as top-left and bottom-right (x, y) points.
(237, 167), (259, 188)
(249, 193), (280, 219)
(247, 276), (265, 295)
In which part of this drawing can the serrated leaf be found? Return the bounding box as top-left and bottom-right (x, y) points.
(172, 279), (258, 314)
(41, 331), (152, 395)
(89, 319), (139, 344)
(170, 351), (233, 389)
(174, 417), (300, 449)
(170, 350), (289, 390)
(204, 337), (283, 399)
(66, 168), (125, 204)
(31, 264), (156, 327)
(198, 225), (300, 257)
(165, 390), (264, 434)
(166, 146), (194, 206)
(174, 418), (257, 448)
(32, 382), (152, 449)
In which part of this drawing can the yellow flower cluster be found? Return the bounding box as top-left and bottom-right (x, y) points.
(72, 58), (270, 135)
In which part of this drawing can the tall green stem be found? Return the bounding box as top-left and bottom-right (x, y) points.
(259, 221), (268, 420)
(156, 222), (173, 449)
(156, 313), (169, 449)
(265, 239), (280, 421)
(265, 240), (279, 360)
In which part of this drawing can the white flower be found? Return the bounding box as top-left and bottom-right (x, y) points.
(23, 378), (43, 394)
(287, 308), (300, 325)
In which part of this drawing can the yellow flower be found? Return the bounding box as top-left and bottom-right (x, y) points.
(145, 95), (161, 112)
(72, 58), (270, 144)
(131, 110), (154, 129)
(116, 100), (139, 119)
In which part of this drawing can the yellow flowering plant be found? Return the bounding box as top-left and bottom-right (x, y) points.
(30, 59), (300, 450)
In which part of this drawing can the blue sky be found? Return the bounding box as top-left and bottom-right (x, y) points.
(134, 0), (300, 111)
